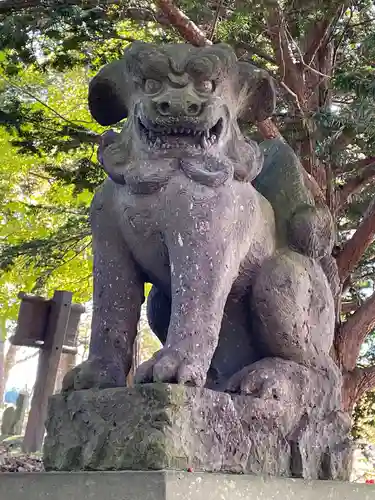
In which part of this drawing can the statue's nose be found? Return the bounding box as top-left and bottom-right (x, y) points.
(153, 91), (204, 117)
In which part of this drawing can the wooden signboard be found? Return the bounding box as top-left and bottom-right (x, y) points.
(11, 290), (85, 453)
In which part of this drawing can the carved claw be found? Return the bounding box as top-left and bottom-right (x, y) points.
(135, 347), (206, 386)
(61, 356), (126, 393)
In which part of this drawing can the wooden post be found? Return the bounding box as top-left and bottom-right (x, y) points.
(54, 352), (76, 393)
(22, 291), (72, 453)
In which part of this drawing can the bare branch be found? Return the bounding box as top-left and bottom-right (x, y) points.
(304, 19), (333, 66)
(235, 42), (277, 65)
(285, 24), (331, 80)
(302, 168), (327, 205)
(266, 4), (305, 105)
(337, 161), (375, 211)
(209, 0), (223, 41)
(335, 156), (375, 174)
(336, 290), (375, 371)
(1, 75), (99, 141)
(256, 118), (282, 140)
(341, 299), (361, 314)
(155, 0), (211, 46)
(336, 198), (375, 282)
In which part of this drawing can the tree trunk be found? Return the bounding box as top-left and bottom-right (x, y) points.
(342, 367), (375, 413)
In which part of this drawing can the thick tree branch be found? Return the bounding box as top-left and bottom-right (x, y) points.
(335, 156), (375, 174)
(255, 119), (281, 140)
(336, 198), (375, 282)
(302, 169), (327, 205)
(342, 365), (375, 412)
(235, 42), (277, 65)
(155, 0), (211, 47)
(304, 19), (333, 66)
(341, 299), (361, 314)
(337, 161), (375, 211)
(336, 290), (375, 371)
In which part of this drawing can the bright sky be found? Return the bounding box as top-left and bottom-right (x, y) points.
(5, 344), (38, 393)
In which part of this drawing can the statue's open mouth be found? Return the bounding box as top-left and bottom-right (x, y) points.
(137, 117), (224, 150)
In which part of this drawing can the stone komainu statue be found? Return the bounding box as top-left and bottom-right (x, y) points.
(56, 42), (350, 478)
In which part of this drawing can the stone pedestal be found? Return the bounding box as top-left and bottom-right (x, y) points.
(44, 384), (351, 480)
(1, 472), (374, 500)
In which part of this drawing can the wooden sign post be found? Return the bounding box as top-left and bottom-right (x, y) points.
(10, 290), (85, 453)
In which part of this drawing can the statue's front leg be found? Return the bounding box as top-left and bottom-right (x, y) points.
(63, 186), (144, 392)
(136, 178), (270, 387)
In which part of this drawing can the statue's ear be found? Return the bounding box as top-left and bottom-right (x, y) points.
(237, 62), (276, 123)
(88, 60), (129, 126)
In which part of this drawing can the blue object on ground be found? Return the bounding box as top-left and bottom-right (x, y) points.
(4, 389), (19, 405)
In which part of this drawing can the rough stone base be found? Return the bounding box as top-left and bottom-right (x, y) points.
(44, 384), (352, 480)
(1, 472), (374, 500)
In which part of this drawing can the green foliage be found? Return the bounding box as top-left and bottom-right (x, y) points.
(353, 391), (375, 444)
(0, 10), (161, 327)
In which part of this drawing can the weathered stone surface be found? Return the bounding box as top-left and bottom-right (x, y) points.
(64, 42), (339, 394)
(44, 384), (351, 480)
(1, 471), (374, 500)
(1, 407), (16, 436)
(44, 384), (249, 473)
(54, 42), (350, 481)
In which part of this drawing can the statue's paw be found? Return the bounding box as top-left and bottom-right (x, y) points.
(226, 358), (307, 402)
(61, 356), (126, 393)
(134, 347), (206, 386)
(226, 358), (310, 432)
(226, 366), (290, 402)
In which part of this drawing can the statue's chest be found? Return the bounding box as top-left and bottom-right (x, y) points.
(115, 173), (220, 237)
(113, 174), (222, 257)
(113, 190), (170, 282)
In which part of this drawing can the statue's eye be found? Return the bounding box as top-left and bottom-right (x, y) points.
(195, 80), (215, 93)
(144, 79), (162, 94)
